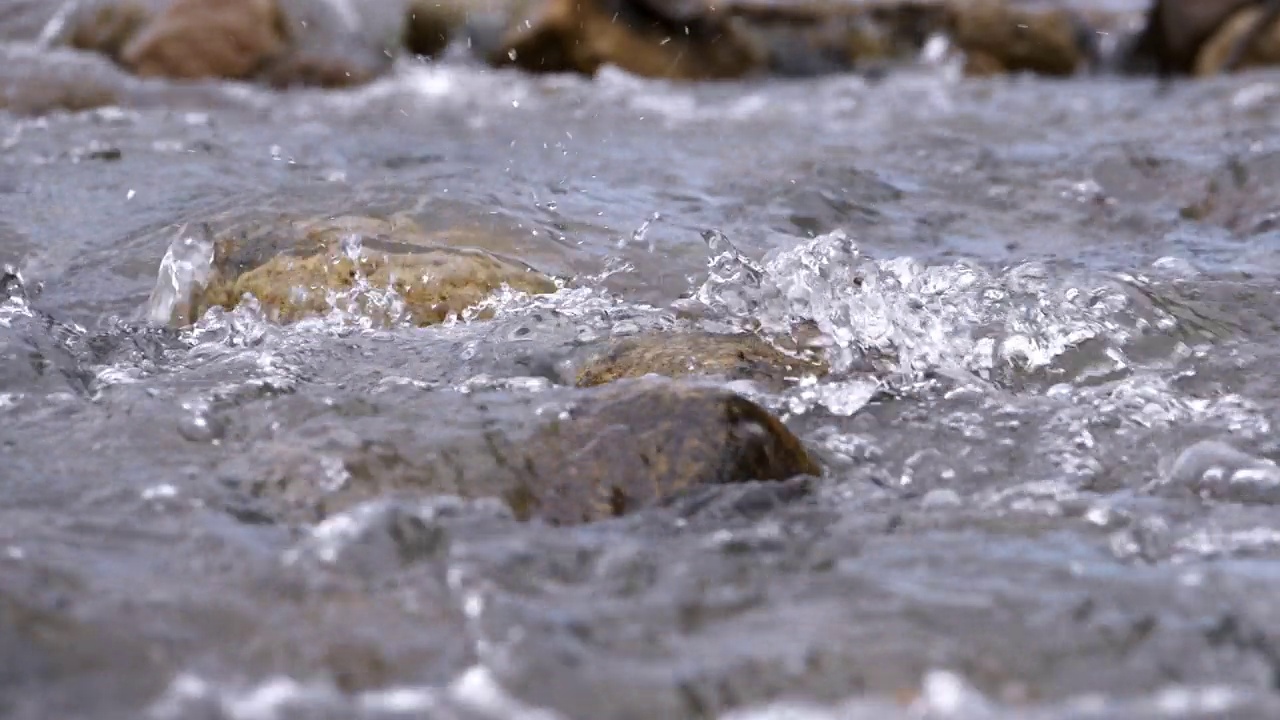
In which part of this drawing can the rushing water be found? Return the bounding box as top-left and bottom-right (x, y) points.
(7, 28), (1280, 720)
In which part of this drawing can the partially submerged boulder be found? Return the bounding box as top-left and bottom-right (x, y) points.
(404, 0), (475, 57)
(573, 331), (828, 389)
(59, 0), (404, 87)
(261, 0), (406, 89)
(158, 214), (559, 328)
(945, 0), (1092, 76)
(1194, 2), (1280, 75)
(65, 0), (158, 62)
(1117, 0), (1257, 75)
(0, 46), (125, 115)
(490, 0), (767, 79)
(726, 0), (951, 77)
(119, 0), (285, 81)
(237, 378), (822, 526)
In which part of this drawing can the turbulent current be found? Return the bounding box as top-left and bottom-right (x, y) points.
(6, 30), (1280, 720)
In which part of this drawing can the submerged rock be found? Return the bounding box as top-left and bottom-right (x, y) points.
(573, 331), (828, 389)
(490, 0), (767, 79)
(236, 378), (821, 526)
(0, 563), (167, 718)
(155, 214), (559, 328)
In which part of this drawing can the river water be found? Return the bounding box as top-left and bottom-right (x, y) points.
(6, 23), (1280, 720)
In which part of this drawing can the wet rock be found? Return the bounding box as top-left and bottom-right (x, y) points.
(260, 0), (406, 89)
(1195, 3), (1280, 75)
(159, 214), (559, 328)
(1117, 0), (1257, 75)
(65, 0), (159, 62)
(404, 0), (470, 57)
(0, 46), (126, 115)
(491, 0), (767, 79)
(238, 378), (821, 526)
(734, 0), (951, 77)
(572, 331), (828, 389)
(61, 0), (404, 87)
(946, 0), (1092, 76)
(118, 0), (287, 82)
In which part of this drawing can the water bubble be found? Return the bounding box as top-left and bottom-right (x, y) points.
(177, 397), (225, 443)
(921, 488), (962, 509)
(621, 211), (661, 253)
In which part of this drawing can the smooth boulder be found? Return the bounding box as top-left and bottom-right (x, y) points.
(946, 0), (1091, 76)
(60, 0), (404, 87)
(1194, 3), (1280, 74)
(490, 0), (766, 79)
(65, 0), (159, 61)
(238, 378), (822, 526)
(1118, 0), (1256, 75)
(727, 0), (951, 77)
(159, 214), (559, 328)
(120, 0), (286, 81)
(261, 0), (406, 89)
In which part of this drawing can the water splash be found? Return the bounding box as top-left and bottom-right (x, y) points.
(691, 229), (1199, 388)
(144, 224), (216, 327)
(694, 230), (769, 328)
(618, 211), (662, 253)
(34, 0), (80, 48)
(309, 233), (413, 331)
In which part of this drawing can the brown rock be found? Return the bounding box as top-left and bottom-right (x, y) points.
(1120, 0), (1256, 76)
(946, 0), (1087, 76)
(119, 0), (286, 81)
(166, 214), (559, 328)
(260, 0), (406, 89)
(726, 0), (950, 76)
(491, 0), (766, 79)
(241, 378), (822, 526)
(0, 47), (123, 115)
(573, 331), (828, 388)
(404, 0), (468, 57)
(65, 0), (156, 61)
(1194, 3), (1280, 75)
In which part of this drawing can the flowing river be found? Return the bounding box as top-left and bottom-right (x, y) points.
(6, 10), (1280, 719)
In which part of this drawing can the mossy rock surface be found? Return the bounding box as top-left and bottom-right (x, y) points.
(185, 214), (558, 327)
(239, 378), (822, 526)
